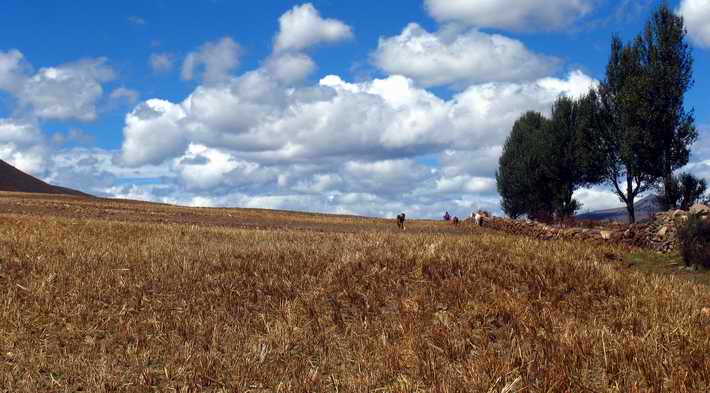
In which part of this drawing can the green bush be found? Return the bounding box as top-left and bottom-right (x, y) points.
(677, 214), (710, 268)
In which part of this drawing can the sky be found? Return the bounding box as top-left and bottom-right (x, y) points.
(1, 0), (709, 219)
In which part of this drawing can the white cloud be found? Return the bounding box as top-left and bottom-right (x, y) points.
(110, 87), (139, 105)
(0, 49), (27, 92)
(574, 187), (623, 212)
(149, 53), (175, 73)
(439, 146), (503, 177)
(0, 144), (47, 175)
(172, 144), (279, 191)
(293, 173), (343, 193)
(1, 5), (610, 219)
(342, 159), (434, 194)
(264, 53), (316, 83)
(677, 0), (710, 48)
(0, 118), (47, 174)
(114, 45), (596, 218)
(119, 99), (188, 166)
(0, 118), (41, 146)
(0, 51), (115, 122)
(121, 67), (595, 168)
(424, 0), (594, 31)
(435, 175), (497, 193)
(181, 37), (240, 83)
(18, 58), (115, 122)
(51, 128), (95, 146)
(373, 23), (559, 88)
(0, 51), (115, 177)
(274, 3), (353, 52)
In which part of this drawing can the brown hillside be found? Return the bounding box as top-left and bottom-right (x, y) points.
(0, 159), (90, 197)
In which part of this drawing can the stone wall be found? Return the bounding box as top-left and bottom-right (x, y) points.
(471, 203), (710, 253)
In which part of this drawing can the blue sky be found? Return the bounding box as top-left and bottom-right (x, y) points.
(1, 0), (709, 218)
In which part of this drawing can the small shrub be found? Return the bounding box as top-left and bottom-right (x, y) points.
(677, 214), (710, 268)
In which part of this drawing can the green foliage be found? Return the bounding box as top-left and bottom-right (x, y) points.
(584, 4), (696, 223)
(638, 3), (696, 178)
(541, 95), (608, 218)
(497, 112), (552, 219)
(497, 96), (607, 220)
(496, 3), (696, 224)
(678, 173), (707, 210)
(677, 214), (710, 268)
(657, 172), (707, 211)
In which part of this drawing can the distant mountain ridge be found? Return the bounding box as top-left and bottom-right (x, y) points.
(0, 159), (90, 197)
(576, 194), (661, 223)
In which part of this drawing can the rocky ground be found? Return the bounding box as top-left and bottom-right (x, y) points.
(475, 203), (710, 254)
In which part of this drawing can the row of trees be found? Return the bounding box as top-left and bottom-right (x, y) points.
(497, 3), (704, 223)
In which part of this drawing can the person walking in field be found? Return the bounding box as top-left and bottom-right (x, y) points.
(443, 211), (451, 221)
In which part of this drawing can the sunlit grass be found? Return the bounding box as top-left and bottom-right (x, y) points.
(1, 193), (709, 392)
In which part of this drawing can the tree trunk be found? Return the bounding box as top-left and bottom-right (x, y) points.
(626, 202), (636, 224)
(626, 177), (636, 224)
(663, 173), (677, 210)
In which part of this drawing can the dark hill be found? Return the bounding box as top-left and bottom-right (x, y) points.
(576, 194), (661, 223)
(0, 159), (90, 197)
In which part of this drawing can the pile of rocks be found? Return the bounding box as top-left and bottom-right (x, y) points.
(645, 203), (710, 252)
(474, 203), (710, 253)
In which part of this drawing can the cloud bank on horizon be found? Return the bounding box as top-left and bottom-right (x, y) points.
(1, 0), (709, 218)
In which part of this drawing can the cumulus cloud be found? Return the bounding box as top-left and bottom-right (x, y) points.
(0, 4), (614, 218)
(373, 23), (559, 88)
(574, 187), (624, 212)
(119, 99), (188, 166)
(115, 47), (596, 218)
(273, 3), (353, 52)
(342, 159), (434, 194)
(22, 58), (114, 121)
(0, 118), (47, 174)
(181, 37), (240, 83)
(0, 49), (28, 91)
(0, 51), (115, 122)
(149, 53), (175, 73)
(424, 0), (594, 31)
(264, 53), (316, 83)
(438, 146), (503, 178)
(677, 0), (710, 48)
(121, 67), (595, 168)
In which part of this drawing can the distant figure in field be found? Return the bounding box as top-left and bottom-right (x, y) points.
(452, 216), (460, 225)
(443, 211), (451, 221)
(396, 213), (406, 230)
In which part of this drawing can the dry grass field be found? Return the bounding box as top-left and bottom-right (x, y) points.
(1, 192), (710, 392)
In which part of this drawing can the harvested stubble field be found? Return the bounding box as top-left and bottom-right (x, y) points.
(1, 192), (710, 392)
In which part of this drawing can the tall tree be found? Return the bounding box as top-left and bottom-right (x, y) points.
(638, 2), (697, 211)
(497, 112), (552, 219)
(541, 95), (606, 218)
(595, 35), (658, 223)
(678, 173), (707, 210)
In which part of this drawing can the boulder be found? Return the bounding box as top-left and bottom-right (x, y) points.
(672, 209), (688, 219)
(656, 226), (669, 239)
